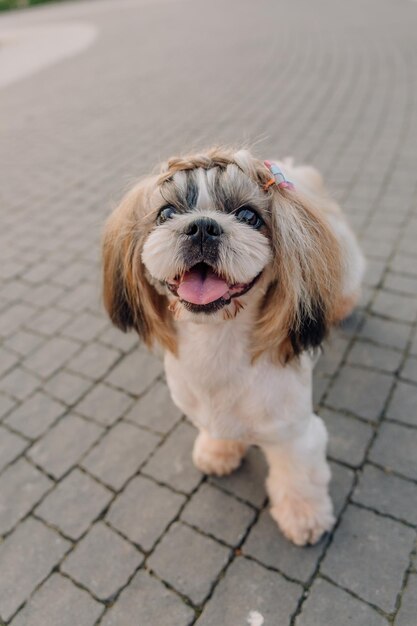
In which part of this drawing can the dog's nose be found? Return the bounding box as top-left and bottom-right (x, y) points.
(185, 217), (223, 244)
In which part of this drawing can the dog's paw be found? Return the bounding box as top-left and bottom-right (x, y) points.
(192, 432), (246, 476)
(270, 494), (335, 546)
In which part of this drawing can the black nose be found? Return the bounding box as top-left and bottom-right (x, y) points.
(185, 217), (223, 245)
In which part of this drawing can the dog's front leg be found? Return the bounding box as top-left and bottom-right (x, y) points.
(261, 414), (334, 546)
(192, 430), (247, 477)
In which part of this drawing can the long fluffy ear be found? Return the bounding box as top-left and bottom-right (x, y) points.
(253, 189), (343, 363)
(102, 183), (176, 353)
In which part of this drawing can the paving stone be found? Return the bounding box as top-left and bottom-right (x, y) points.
(0, 392), (15, 420)
(100, 570), (194, 626)
(353, 464), (417, 526)
(142, 421), (201, 493)
(181, 483), (256, 546)
(5, 392), (66, 438)
(372, 290), (417, 323)
(107, 474), (185, 551)
(0, 425), (27, 472)
(0, 303), (35, 336)
(358, 316), (411, 351)
(105, 349), (163, 396)
(390, 253), (417, 277)
(370, 422), (417, 480)
(82, 421), (159, 490)
(384, 272), (417, 296)
(296, 578), (388, 626)
(0, 349), (19, 378)
(61, 522), (143, 601)
(0, 367), (40, 400)
(400, 356), (417, 383)
(62, 311), (108, 342)
(322, 407), (374, 467)
(198, 556), (302, 626)
(24, 337), (81, 379)
(44, 370), (93, 405)
(28, 414), (103, 479)
(0, 518), (70, 622)
(0, 458), (52, 535)
(98, 326), (139, 353)
(395, 573), (417, 626)
(75, 383), (133, 426)
(125, 380), (182, 434)
(347, 340), (403, 373)
(36, 469), (113, 540)
(26, 308), (72, 336)
(325, 365), (393, 421)
(315, 336), (349, 377)
(148, 522), (230, 605)
(210, 446), (268, 508)
(67, 342), (120, 380)
(243, 462), (354, 582)
(321, 505), (415, 612)
(10, 573), (104, 626)
(386, 381), (417, 427)
(363, 259), (385, 288)
(312, 373), (331, 409)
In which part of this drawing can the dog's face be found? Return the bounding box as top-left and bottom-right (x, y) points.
(103, 148), (343, 361)
(142, 164), (272, 320)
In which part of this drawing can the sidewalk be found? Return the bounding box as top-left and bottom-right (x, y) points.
(0, 0), (416, 624)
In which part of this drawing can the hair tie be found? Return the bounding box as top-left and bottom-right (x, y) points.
(263, 160), (295, 191)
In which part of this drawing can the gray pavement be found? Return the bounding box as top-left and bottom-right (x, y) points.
(0, 0), (417, 624)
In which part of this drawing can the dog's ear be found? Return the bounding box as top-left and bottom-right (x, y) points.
(253, 190), (343, 363)
(102, 183), (176, 353)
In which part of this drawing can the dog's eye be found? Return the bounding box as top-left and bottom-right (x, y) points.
(235, 207), (263, 229)
(157, 206), (177, 224)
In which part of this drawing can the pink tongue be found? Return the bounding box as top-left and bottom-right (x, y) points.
(177, 268), (230, 305)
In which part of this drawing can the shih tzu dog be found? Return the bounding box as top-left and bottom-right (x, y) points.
(102, 147), (365, 546)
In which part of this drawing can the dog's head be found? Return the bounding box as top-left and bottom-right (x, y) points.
(103, 148), (342, 361)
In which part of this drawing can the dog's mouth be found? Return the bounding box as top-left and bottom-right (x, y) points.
(166, 262), (260, 313)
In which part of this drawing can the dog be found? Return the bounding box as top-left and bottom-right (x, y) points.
(102, 147), (365, 546)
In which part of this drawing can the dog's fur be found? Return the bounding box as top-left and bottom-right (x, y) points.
(103, 147), (365, 545)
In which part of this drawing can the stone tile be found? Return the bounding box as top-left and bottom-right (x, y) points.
(0, 458), (52, 535)
(24, 337), (80, 379)
(210, 446), (268, 508)
(61, 522), (143, 601)
(105, 349), (163, 396)
(0, 518), (70, 622)
(347, 340), (402, 374)
(142, 421), (201, 493)
(363, 259), (385, 288)
(353, 464), (417, 526)
(0, 392), (16, 420)
(384, 272), (417, 296)
(82, 422), (159, 490)
(0, 426), (28, 472)
(0, 303), (35, 336)
(370, 422), (417, 480)
(125, 380), (182, 434)
(315, 336), (349, 377)
(0, 349), (19, 378)
(5, 392), (66, 438)
(44, 370), (93, 405)
(107, 474), (185, 551)
(28, 414), (103, 479)
(321, 408), (374, 467)
(98, 326), (139, 353)
(75, 383), (133, 426)
(296, 578), (388, 626)
(386, 381), (417, 427)
(67, 342), (120, 380)
(10, 573), (104, 626)
(100, 570), (194, 626)
(325, 365), (393, 421)
(198, 557), (302, 626)
(243, 462), (354, 582)
(372, 290), (417, 323)
(0, 367), (40, 400)
(181, 483), (255, 546)
(148, 522), (230, 604)
(36, 469), (113, 540)
(400, 356), (417, 384)
(62, 312), (108, 342)
(390, 253), (417, 277)
(321, 505), (415, 612)
(312, 373), (331, 409)
(395, 574), (417, 626)
(26, 308), (71, 336)
(358, 317), (411, 351)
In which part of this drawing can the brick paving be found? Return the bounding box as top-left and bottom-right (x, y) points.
(0, 0), (417, 624)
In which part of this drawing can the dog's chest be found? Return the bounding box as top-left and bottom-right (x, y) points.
(164, 322), (312, 443)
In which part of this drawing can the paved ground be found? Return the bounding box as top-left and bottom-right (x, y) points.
(1, 0), (417, 624)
